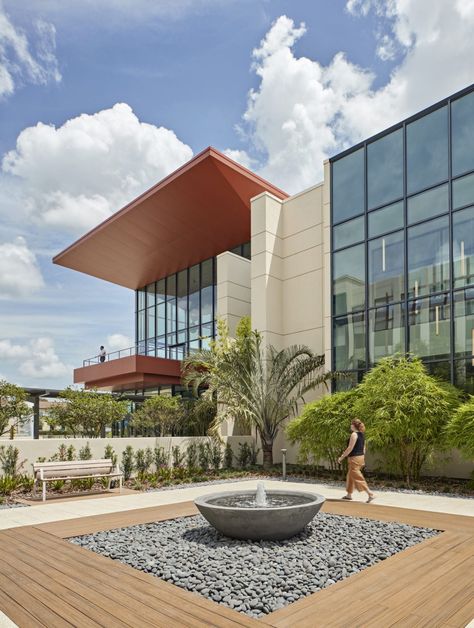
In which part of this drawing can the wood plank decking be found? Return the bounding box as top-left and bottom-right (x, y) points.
(0, 500), (472, 627)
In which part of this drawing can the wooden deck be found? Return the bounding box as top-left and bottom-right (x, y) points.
(0, 500), (472, 627)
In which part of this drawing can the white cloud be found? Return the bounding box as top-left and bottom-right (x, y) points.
(0, 2), (60, 99)
(107, 334), (133, 351)
(235, 4), (474, 192)
(0, 337), (70, 379)
(0, 236), (44, 299)
(2, 103), (193, 233)
(222, 149), (256, 171)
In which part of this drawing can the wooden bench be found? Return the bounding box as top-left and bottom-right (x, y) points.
(32, 459), (123, 502)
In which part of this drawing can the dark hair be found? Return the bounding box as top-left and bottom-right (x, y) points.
(351, 419), (366, 433)
(100, 346), (104, 349)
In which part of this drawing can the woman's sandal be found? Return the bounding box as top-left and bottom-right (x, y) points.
(341, 495), (353, 500)
(367, 495), (375, 503)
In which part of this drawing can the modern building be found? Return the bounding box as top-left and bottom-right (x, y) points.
(54, 84), (474, 449)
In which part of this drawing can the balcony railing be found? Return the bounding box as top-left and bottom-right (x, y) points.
(83, 343), (189, 367)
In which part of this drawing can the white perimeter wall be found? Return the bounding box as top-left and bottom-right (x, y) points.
(0, 436), (255, 477)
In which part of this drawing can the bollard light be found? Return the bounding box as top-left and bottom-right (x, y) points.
(281, 448), (287, 481)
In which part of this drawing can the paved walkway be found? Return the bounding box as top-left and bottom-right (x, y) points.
(1, 479), (473, 530)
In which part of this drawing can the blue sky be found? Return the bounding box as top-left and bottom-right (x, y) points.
(0, 0), (473, 388)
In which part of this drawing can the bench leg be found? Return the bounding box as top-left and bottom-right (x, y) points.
(42, 481), (46, 502)
(107, 477), (112, 491)
(33, 479), (37, 498)
(119, 476), (122, 493)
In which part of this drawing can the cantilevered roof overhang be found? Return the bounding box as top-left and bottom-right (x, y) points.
(53, 147), (288, 289)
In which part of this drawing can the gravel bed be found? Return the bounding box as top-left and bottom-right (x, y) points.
(70, 513), (439, 618)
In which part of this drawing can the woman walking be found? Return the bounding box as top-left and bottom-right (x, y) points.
(338, 419), (375, 503)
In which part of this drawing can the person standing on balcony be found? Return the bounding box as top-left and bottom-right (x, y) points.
(99, 345), (107, 363)
(338, 419), (375, 503)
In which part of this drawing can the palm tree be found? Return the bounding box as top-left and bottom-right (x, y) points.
(182, 318), (333, 469)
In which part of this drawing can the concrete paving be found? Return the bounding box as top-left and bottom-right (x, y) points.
(0, 479), (473, 530)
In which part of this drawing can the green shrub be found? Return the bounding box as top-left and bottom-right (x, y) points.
(67, 445), (76, 461)
(121, 446), (134, 480)
(186, 442), (198, 469)
(172, 445), (185, 468)
(0, 445), (25, 477)
(198, 441), (211, 470)
(224, 442), (233, 469)
(135, 449), (147, 480)
(237, 442), (251, 468)
(210, 440), (222, 471)
(355, 355), (458, 485)
(79, 443), (92, 460)
(104, 444), (117, 466)
(0, 474), (22, 496)
(153, 446), (169, 469)
(287, 390), (358, 471)
(445, 396), (474, 461)
(249, 442), (260, 466)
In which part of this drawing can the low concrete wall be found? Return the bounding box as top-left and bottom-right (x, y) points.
(0, 436), (255, 477)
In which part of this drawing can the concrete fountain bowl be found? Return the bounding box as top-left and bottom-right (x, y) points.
(194, 487), (326, 541)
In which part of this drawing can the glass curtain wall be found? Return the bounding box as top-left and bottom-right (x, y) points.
(136, 257), (217, 360)
(331, 85), (474, 392)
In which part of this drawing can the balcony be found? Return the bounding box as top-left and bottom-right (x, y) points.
(74, 345), (182, 392)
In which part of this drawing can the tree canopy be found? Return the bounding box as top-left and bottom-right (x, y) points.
(131, 395), (183, 436)
(287, 390), (358, 471)
(354, 355), (457, 484)
(47, 388), (128, 437)
(183, 317), (333, 469)
(0, 380), (30, 437)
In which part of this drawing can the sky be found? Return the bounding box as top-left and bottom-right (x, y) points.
(0, 0), (474, 389)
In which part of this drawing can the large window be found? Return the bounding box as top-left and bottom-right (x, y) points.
(453, 205), (474, 288)
(452, 90), (474, 177)
(369, 303), (405, 364)
(333, 244), (365, 316)
(136, 257), (217, 359)
(367, 128), (403, 209)
(406, 105), (448, 194)
(407, 216), (450, 298)
(331, 85), (474, 385)
(368, 230), (404, 307)
(332, 148), (364, 224)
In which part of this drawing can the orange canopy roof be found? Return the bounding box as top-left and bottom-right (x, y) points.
(53, 147), (288, 289)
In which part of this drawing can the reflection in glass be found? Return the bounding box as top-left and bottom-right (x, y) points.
(333, 244), (365, 316)
(423, 361), (450, 382)
(408, 293), (450, 359)
(407, 106), (448, 194)
(201, 259), (213, 324)
(453, 206), (474, 288)
(147, 307), (155, 339)
(407, 183), (448, 224)
(146, 283), (156, 308)
(333, 371), (365, 392)
(138, 289), (146, 310)
(368, 230), (404, 306)
(333, 216), (364, 250)
(166, 274), (176, 299)
(166, 298), (176, 334)
(189, 264), (200, 327)
(332, 148), (364, 223)
(367, 128), (403, 209)
(454, 358), (474, 394)
(333, 312), (366, 370)
(454, 288), (474, 357)
(157, 303), (165, 335)
(138, 310), (145, 341)
(368, 201), (403, 238)
(156, 279), (166, 304)
(407, 216), (450, 298)
(177, 270), (188, 330)
(369, 304), (405, 363)
(453, 172), (474, 210)
(452, 91), (474, 176)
